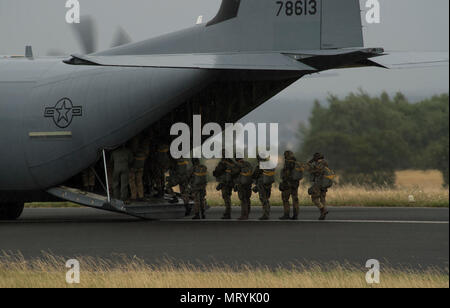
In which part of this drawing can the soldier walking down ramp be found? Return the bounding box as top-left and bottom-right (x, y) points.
(129, 144), (149, 201)
(167, 157), (191, 215)
(253, 156), (275, 220)
(235, 157), (253, 221)
(279, 151), (304, 220)
(111, 145), (134, 201)
(190, 158), (208, 220)
(308, 153), (335, 220)
(213, 151), (238, 220)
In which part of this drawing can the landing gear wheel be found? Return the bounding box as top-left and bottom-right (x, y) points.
(0, 203), (24, 220)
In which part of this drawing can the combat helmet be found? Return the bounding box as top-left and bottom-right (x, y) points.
(284, 150), (295, 159)
(313, 152), (324, 161)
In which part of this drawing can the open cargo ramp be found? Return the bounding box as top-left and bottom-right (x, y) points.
(47, 186), (187, 220)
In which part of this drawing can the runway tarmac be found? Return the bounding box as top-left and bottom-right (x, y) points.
(0, 206), (448, 271)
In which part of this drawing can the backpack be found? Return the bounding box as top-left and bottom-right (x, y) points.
(321, 167), (336, 188)
(192, 165), (208, 186)
(262, 169), (275, 185)
(239, 164), (253, 186)
(157, 146), (171, 171)
(291, 162), (305, 181)
(176, 159), (189, 175)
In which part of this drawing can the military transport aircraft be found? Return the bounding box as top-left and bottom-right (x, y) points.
(0, 0), (447, 220)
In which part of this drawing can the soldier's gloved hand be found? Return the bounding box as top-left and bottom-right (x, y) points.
(233, 185), (238, 192)
(252, 186), (259, 193)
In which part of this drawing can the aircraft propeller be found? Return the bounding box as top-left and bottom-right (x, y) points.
(46, 15), (132, 56)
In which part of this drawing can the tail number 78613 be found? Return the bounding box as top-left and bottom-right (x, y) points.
(276, 0), (318, 16)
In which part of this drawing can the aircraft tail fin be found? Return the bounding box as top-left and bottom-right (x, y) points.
(96, 0), (365, 56)
(204, 0), (364, 52)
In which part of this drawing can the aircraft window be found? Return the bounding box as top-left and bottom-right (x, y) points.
(206, 0), (241, 27)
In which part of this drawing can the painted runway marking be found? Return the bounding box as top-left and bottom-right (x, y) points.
(3, 219), (448, 225)
(168, 219), (449, 224)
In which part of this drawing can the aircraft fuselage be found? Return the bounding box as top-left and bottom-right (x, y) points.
(0, 57), (213, 191)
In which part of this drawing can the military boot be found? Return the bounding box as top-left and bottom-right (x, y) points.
(291, 209), (299, 220)
(221, 213), (231, 220)
(192, 214), (201, 220)
(259, 215), (269, 221)
(238, 204), (249, 220)
(319, 207), (329, 221)
(279, 209), (290, 220)
(201, 210), (206, 220)
(184, 204), (192, 217)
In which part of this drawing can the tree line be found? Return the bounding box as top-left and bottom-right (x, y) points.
(297, 91), (449, 187)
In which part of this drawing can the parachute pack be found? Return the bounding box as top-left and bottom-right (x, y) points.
(321, 167), (336, 188)
(262, 169), (276, 185)
(239, 165), (253, 186)
(291, 161), (306, 181)
(192, 165), (208, 186)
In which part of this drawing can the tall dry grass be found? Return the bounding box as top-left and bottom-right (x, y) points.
(205, 170), (448, 207)
(0, 253), (447, 288)
(206, 186), (448, 208)
(25, 170), (449, 208)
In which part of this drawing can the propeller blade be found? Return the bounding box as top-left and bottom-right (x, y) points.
(110, 27), (132, 48)
(71, 15), (98, 54)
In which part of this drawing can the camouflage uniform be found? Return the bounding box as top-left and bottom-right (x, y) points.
(111, 146), (134, 201)
(279, 151), (301, 220)
(129, 146), (148, 201)
(154, 143), (171, 197)
(253, 158), (275, 220)
(190, 159), (208, 219)
(167, 158), (191, 206)
(308, 153), (330, 220)
(213, 158), (238, 219)
(235, 158), (253, 220)
(82, 166), (96, 192)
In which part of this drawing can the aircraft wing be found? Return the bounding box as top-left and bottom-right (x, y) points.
(68, 49), (447, 72)
(368, 51), (449, 70)
(69, 53), (317, 72)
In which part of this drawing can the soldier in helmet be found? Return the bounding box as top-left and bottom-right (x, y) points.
(111, 144), (134, 201)
(189, 158), (208, 220)
(167, 157), (191, 215)
(279, 150), (302, 220)
(252, 155), (275, 220)
(213, 150), (238, 219)
(235, 157), (253, 221)
(308, 153), (331, 220)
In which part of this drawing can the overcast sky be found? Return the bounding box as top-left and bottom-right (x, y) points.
(1, 0), (448, 146)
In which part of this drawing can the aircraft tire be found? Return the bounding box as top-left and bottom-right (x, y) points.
(0, 202), (24, 220)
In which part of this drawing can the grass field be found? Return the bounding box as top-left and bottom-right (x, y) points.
(25, 170), (449, 208)
(0, 253), (447, 288)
